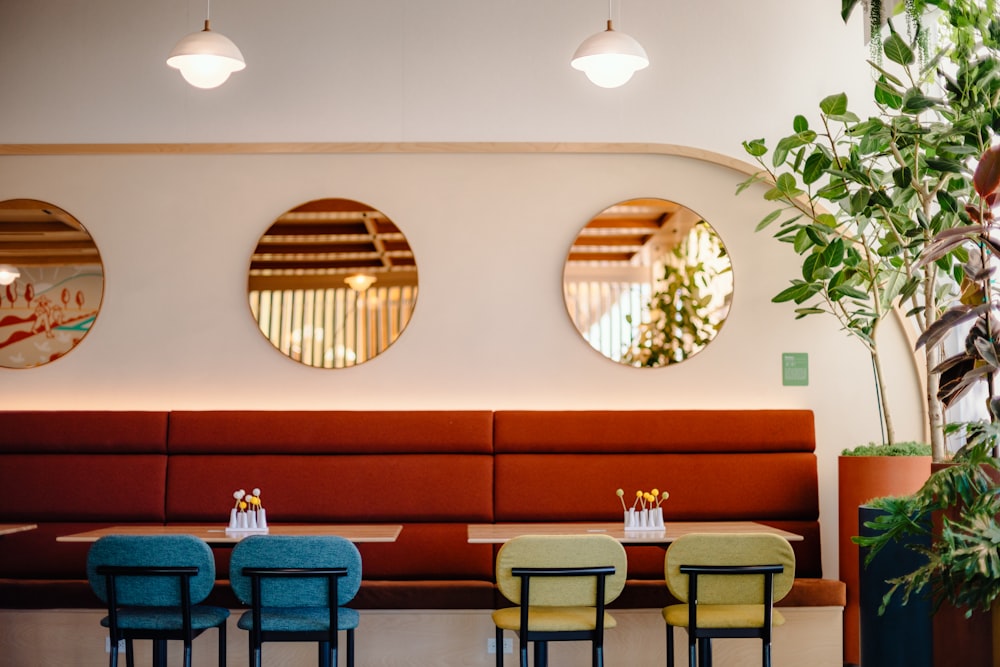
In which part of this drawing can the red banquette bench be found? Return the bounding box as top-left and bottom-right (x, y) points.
(0, 409), (845, 611)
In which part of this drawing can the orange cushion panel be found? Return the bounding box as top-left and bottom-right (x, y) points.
(167, 411), (494, 454)
(356, 523), (494, 579)
(166, 454), (494, 522)
(0, 454), (166, 521)
(0, 411), (168, 453)
(0, 523), (124, 578)
(493, 410), (815, 453)
(494, 452), (818, 521)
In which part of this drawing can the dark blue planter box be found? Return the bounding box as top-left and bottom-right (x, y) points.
(857, 504), (932, 667)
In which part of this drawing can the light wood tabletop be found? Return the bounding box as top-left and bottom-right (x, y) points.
(467, 521), (802, 545)
(0, 523), (38, 537)
(57, 524), (402, 544)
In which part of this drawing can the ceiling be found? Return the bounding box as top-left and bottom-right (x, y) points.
(0, 199), (102, 267)
(564, 198), (701, 276)
(248, 198), (418, 292)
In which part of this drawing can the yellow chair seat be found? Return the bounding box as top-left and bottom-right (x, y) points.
(492, 606), (617, 632)
(662, 603), (785, 629)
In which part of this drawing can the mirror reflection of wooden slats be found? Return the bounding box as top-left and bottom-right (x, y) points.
(0, 200), (103, 266)
(247, 198), (419, 368)
(563, 198), (732, 367)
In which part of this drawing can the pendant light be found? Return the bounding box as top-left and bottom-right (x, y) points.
(0, 265), (19, 286)
(166, 0), (245, 89)
(344, 274), (377, 292)
(571, 0), (648, 88)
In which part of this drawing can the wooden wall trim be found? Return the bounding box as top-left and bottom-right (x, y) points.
(0, 142), (760, 178)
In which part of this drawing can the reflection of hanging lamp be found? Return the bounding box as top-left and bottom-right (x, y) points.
(166, 0), (245, 89)
(344, 274), (377, 291)
(0, 265), (19, 286)
(571, 0), (648, 88)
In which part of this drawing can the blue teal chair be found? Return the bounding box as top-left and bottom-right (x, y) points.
(86, 534), (229, 667)
(492, 534), (628, 667)
(229, 535), (363, 667)
(662, 533), (796, 667)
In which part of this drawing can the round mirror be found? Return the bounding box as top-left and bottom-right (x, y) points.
(247, 198), (419, 368)
(0, 199), (104, 369)
(562, 198), (733, 367)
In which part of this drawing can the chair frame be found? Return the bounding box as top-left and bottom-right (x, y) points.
(666, 563), (784, 667)
(95, 564), (226, 667)
(240, 566), (352, 667)
(498, 564), (616, 667)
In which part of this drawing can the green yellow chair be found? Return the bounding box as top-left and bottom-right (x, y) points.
(492, 533), (627, 667)
(86, 534), (229, 667)
(662, 532), (795, 667)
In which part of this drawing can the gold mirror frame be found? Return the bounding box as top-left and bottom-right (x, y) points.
(0, 198), (105, 369)
(562, 197), (733, 367)
(247, 197), (419, 368)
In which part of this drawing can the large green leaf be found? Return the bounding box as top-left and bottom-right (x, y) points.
(883, 32), (915, 66)
(803, 151), (833, 184)
(820, 93), (849, 117)
(754, 209), (782, 232)
(902, 89), (939, 112)
(742, 139), (767, 158)
(875, 75), (904, 109)
(775, 172), (804, 198)
(773, 132), (818, 168)
(773, 281), (817, 304)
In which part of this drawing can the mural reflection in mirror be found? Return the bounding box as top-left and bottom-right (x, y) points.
(563, 198), (733, 367)
(248, 198), (418, 368)
(0, 199), (104, 369)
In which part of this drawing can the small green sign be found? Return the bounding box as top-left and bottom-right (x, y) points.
(782, 353), (808, 386)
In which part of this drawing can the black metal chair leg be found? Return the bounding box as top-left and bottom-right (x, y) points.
(108, 638), (118, 667)
(347, 628), (355, 667)
(249, 633), (261, 667)
(183, 640), (193, 667)
(699, 637), (712, 667)
(318, 640), (331, 667)
(152, 639), (167, 667)
(496, 628), (504, 667)
(535, 640), (548, 667)
(125, 638), (134, 667)
(520, 637), (529, 667)
(763, 640), (772, 667)
(218, 622), (226, 667)
(594, 643), (604, 667)
(665, 625), (674, 667)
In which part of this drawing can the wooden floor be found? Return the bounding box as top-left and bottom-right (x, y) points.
(0, 607), (842, 666)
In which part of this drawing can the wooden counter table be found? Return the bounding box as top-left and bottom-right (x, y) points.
(57, 524), (402, 544)
(467, 521), (802, 545)
(0, 523), (37, 537)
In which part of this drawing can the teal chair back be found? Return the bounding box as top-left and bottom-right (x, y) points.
(86, 534), (217, 607)
(229, 535), (362, 608)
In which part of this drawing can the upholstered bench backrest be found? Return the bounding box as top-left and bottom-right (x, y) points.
(492, 410), (822, 578)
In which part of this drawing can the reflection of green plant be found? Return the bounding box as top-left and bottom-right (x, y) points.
(623, 222), (732, 367)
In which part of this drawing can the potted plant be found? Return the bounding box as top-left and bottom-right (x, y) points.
(738, 1), (1000, 661)
(857, 425), (1000, 665)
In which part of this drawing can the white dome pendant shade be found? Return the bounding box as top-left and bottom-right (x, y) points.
(571, 19), (649, 88)
(166, 19), (245, 89)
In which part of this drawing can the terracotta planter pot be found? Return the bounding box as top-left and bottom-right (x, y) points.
(839, 455), (931, 665)
(930, 462), (1000, 667)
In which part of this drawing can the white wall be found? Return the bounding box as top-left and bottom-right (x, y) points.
(0, 1), (921, 579)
